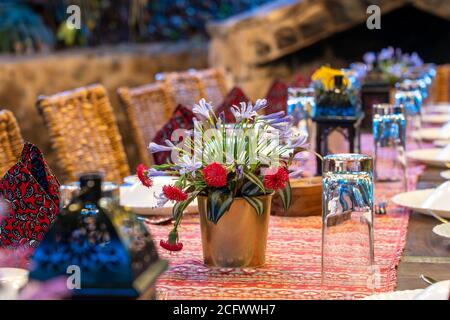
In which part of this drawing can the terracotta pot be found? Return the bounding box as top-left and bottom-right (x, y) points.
(198, 194), (272, 268)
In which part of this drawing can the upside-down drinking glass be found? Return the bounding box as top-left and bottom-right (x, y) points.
(321, 154), (376, 299)
(287, 87), (315, 137)
(394, 81), (423, 145)
(373, 104), (407, 190)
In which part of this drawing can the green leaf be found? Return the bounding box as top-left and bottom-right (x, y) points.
(207, 188), (234, 224)
(173, 190), (201, 219)
(243, 196), (264, 216)
(241, 180), (263, 197)
(243, 171), (265, 193)
(278, 180), (292, 212)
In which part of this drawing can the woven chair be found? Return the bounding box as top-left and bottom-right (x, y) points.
(36, 84), (130, 183)
(118, 83), (175, 166)
(0, 110), (24, 176)
(196, 68), (228, 106)
(158, 70), (207, 110)
(434, 64), (450, 102)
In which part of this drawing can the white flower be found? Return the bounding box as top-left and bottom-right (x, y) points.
(154, 192), (168, 208)
(178, 155), (202, 176)
(193, 98), (213, 118)
(231, 102), (257, 121)
(288, 133), (309, 149)
(252, 99), (268, 112)
(148, 142), (173, 153)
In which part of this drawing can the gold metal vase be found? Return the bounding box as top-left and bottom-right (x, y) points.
(198, 194), (272, 268)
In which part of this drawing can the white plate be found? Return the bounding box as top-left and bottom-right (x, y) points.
(434, 140), (450, 148)
(440, 170), (450, 179)
(422, 114), (450, 124)
(406, 149), (450, 168)
(433, 223), (450, 238)
(123, 175), (138, 185)
(412, 128), (450, 141)
(362, 289), (423, 300)
(414, 280), (450, 300)
(424, 103), (450, 114)
(120, 176), (198, 216)
(0, 268), (29, 289)
(391, 189), (450, 218)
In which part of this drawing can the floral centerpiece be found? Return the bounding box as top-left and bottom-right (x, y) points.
(311, 66), (359, 117)
(137, 98), (310, 267)
(363, 47), (423, 85)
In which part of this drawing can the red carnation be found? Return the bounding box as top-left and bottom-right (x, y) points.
(202, 162), (228, 188)
(163, 185), (188, 202)
(137, 164), (152, 188)
(263, 167), (289, 191)
(160, 239), (183, 252)
(160, 229), (183, 252)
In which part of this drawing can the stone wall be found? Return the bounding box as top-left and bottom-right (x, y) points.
(208, 0), (450, 99)
(0, 41), (208, 177)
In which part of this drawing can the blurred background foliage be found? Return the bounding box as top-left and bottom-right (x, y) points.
(0, 0), (271, 54)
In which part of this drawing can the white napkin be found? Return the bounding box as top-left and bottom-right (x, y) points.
(436, 144), (450, 161)
(414, 280), (450, 300)
(438, 121), (450, 138)
(422, 181), (450, 210)
(120, 176), (176, 208)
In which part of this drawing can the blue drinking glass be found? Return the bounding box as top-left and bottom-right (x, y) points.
(395, 81), (423, 116)
(321, 154), (376, 298)
(373, 104), (407, 190)
(287, 87), (315, 136)
(395, 81), (423, 146)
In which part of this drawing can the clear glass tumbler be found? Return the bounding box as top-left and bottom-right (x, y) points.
(373, 104), (407, 190)
(287, 87), (315, 137)
(394, 81), (423, 146)
(321, 154), (376, 299)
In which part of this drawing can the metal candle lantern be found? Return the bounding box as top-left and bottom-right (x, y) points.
(29, 173), (167, 299)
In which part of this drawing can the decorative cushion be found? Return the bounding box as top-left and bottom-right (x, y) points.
(264, 80), (288, 115)
(0, 142), (60, 248)
(152, 104), (195, 165)
(214, 87), (251, 123)
(290, 73), (311, 88)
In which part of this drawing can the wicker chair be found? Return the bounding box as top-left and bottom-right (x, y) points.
(118, 83), (175, 166)
(158, 70), (207, 110)
(0, 110), (24, 176)
(196, 68), (228, 106)
(36, 84), (130, 183)
(434, 64), (450, 103)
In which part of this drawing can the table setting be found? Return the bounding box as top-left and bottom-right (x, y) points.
(0, 47), (449, 302)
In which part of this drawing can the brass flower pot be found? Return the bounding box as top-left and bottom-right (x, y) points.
(198, 194), (272, 268)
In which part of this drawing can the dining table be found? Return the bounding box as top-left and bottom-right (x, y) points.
(142, 131), (450, 300)
(396, 167), (450, 290)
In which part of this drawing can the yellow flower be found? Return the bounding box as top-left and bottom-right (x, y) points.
(311, 66), (348, 90)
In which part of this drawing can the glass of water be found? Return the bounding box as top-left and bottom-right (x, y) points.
(373, 104), (407, 190)
(321, 154), (376, 298)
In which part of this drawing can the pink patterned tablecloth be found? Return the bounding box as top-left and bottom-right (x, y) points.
(147, 133), (427, 300)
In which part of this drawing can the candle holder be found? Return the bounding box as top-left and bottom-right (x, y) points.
(29, 173), (167, 299)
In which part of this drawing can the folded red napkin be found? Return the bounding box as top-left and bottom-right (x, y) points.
(214, 87), (251, 123)
(152, 104), (195, 165)
(290, 73), (311, 88)
(0, 142), (60, 248)
(264, 80), (288, 115)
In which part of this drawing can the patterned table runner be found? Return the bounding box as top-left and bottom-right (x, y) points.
(147, 133), (426, 300)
